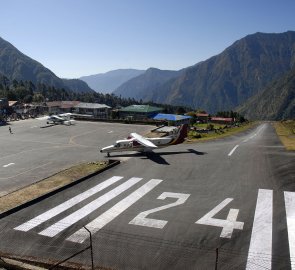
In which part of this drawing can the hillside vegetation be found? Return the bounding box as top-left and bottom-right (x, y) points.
(237, 68), (295, 120)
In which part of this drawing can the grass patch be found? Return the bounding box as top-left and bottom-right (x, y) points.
(187, 122), (256, 142)
(273, 120), (295, 151)
(0, 161), (109, 214)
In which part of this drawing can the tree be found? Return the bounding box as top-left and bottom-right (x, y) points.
(23, 94), (33, 103)
(176, 107), (186, 115)
(32, 93), (45, 103)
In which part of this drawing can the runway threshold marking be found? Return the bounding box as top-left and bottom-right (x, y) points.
(67, 179), (162, 243)
(246, 189), (273, 270)
(39, 177), (143, 237)
(2, 163), (15, 168)
(284, 191), (295, 270)
(15, 176), (124, 232)
(228, 145), (239, 156)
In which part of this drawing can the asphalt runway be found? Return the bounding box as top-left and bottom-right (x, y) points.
(0, 119), (153, 196)
(0, 122), (295, 269)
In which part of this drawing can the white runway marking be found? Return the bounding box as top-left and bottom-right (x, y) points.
(243, 135), (256, 143)
(3, 163), (15, 168)
(228, 145), (239, 156)
(284, 191), (295, 270)
(246, 189), (273, 270)
(14, 176), (124, 232)
(107, 131), (113, 133)
(39, 177), (143, 237)
(129, 192), (190, 229)
(67, 179), (162, 243)
(242, 124), (265, 143)
(196, 198), (244, 238)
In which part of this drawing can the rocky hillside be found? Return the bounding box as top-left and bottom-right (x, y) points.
(113, 67), (182, 101)
(114, 31), (295, 114)
(237, 68), (295, 120)
(0, 37), (94, 93)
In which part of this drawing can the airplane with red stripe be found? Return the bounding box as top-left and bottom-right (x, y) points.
(100, 124), (188, 157)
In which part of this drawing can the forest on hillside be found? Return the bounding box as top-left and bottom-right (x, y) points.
(0, 75), (192, 114)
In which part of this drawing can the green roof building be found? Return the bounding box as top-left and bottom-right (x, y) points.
(119, 105), (164, 120)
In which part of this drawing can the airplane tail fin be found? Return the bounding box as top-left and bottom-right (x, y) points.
(170, 124), (188, 145)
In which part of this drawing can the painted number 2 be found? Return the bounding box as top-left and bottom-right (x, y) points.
(129, 192), (190, 229)
(196, 198), (244, 238)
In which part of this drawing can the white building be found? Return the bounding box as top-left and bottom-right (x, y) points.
(74, 102), (111, 118)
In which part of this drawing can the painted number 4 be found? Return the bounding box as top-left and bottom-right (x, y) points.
(196, 198), (244, 238)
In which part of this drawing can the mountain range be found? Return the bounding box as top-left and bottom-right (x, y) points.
(80, 69), (145, 93)
(0, 37), (94, 93)
(113, 68), (182, 100)
(112, 31), (295, 118)
(1, 32), (294, 120)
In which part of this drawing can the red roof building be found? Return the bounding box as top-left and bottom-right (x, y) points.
(210, 117), (234, 124)
(196, 113), (209, 123)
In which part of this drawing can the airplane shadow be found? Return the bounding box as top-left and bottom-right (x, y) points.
(40, 124), (56, 128)
(108, 149), (207, 165)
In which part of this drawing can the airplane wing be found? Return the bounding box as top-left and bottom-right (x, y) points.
(59, 113), (72, 117)
(130, 133), (158, 148)
(52, 115), (64, 121)
(36, 116), (51, 120)
(36, 115), (64, 121)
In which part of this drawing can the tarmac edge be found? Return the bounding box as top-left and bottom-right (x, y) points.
(0, 159), (120, 219)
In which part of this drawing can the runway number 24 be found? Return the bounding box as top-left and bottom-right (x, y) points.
(129, 192), (244, 238)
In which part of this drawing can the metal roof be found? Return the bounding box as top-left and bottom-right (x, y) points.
(119, 105), (163, 113)
(75, 102), (111, 109)
(153, 113), (192, 121)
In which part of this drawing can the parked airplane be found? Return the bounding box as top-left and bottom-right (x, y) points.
(37, 113), (75, 125)
(100, 124), (188, 156)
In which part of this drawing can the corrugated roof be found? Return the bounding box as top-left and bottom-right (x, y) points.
(60, 101), (80, 109)
(120, 105), (163, 113)
(75, 102), (111, 109)
(211, 117), (233, 122)
(46, 101), (62, 107)
(46, 101), (81, 108)
(153, 113), (192, 121)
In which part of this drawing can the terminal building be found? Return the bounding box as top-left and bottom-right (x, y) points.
(118, 105), (164, 120)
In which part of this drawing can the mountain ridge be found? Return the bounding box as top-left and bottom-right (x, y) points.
(113, 31), (295, 116)
(0, 36), (94, 93)
(80, 69), (145, 93)
(113, 67), (183, 101)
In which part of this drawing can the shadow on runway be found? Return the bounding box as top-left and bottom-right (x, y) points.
(40, 124), (56, 128)
(107, 148), (207, 165)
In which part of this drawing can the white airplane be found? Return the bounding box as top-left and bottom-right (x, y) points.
(37, 113), (76, 125)
(100, 124), (188, 157)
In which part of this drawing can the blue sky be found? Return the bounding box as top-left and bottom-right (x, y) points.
(1, 0), (294, 78)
